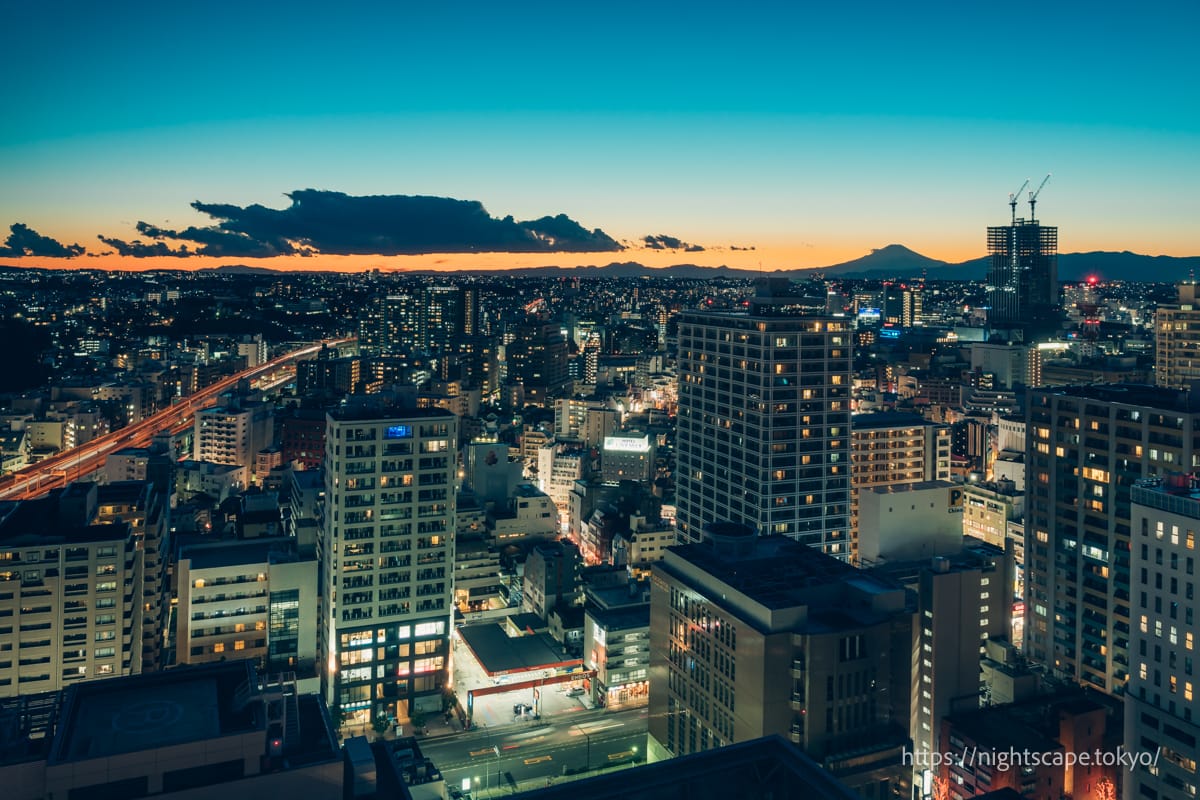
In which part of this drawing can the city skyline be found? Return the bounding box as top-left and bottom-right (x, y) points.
(3, 1), (1199, 272)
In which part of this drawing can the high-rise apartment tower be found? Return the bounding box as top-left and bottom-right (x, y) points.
(675, 280), (852, 556)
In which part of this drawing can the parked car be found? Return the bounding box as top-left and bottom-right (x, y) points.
(566, 687), (585, 697)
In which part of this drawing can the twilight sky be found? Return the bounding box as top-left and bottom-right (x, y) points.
(2, 0), (1197, 272)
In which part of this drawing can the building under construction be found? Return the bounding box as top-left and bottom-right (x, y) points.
(986, 176), (1060, 340)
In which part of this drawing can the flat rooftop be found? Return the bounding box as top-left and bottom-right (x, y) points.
(458, 623), (579, 676)
(851, 411), (939, 430)
(510, 734), (859, 800)
(1034, 382), (1200, 411)
(866, 479), (954, 495)
(328, 405), (455, 422)
(48, 661), (260, 764)
(182, 538), (296, 570)
(667, 537), (889, 611)
(0, 492), (130, 546)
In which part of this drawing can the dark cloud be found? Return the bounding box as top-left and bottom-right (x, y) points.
(0, 223), (86, 258)
(643, 234), (704, 252)
(131, 220), (299, 257)
(97, 235), (192, 257)
(97, 190), (624, 257)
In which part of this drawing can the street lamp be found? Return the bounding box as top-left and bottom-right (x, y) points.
(480, 723), (500, 798)
(491, 744), (500, 798)
(577, 723), (593, 772)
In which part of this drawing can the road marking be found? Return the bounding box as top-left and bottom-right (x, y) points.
(572, 722), (625, 735)
(608, 750), (635, 761)
(524, 755), (553, 765)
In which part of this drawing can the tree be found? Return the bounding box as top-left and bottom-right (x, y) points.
(931, 774), (951, 800)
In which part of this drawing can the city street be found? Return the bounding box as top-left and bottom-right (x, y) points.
(420, 705), (648, 797)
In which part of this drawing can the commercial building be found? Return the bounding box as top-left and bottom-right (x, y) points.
(647, 523), (913, 800)
(675, 281), (853, 556)
(583, 580), (650, 709)
(856, 481), (964, 566)
(601, 434), (655, 483)
(865, 542), (1014, 778)
(538, 442), (588, 524)
(320, 402), (458, 726)
(937, 691), (1120, 800)
(1024, 385), (1200, 694)
(1125, 477), (1200, 800)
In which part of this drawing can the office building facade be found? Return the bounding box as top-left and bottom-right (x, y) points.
(648, 524), (913, 800)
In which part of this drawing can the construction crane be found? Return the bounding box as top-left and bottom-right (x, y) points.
(1028, 174), (1051, 220)
(1008, 179), (1030, 224)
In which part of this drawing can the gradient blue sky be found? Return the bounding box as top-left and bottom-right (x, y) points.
(2, 0), (1198, 269)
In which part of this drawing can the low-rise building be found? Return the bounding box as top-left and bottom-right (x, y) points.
(176, 538), (317, 674)
(584, 580), (650, 710)
(0, 661), (341, 800)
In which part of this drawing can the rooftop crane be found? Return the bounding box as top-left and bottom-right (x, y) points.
(1028, 174), (1051, 220)
(1009, 179), (1030, 224)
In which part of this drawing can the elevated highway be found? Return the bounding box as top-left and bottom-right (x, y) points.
(0, 338), (352, 501)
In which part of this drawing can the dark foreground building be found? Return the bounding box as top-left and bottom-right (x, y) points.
(510, 734), (860, 800)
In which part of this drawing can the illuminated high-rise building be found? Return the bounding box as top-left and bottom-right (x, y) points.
(1025, 385), (1200, 695)
(383, 293), (420, 355)
(675, 280), (852, 557)
(420, 285), (463, 354)
(319, 402), (457, 727)
(1155, 281), (1200, 389)
(1126, 478), (1200, 800)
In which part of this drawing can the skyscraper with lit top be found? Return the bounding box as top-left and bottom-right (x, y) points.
(320, 399), (457, 727)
